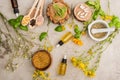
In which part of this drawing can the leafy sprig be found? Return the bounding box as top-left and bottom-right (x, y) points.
(85, 0), (105, 20)
(74, 25), (81, 39)
(8, 15), (28, 31)
(109, 16), (120, 28)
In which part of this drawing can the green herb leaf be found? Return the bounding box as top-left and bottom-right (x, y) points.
(85, 1), (96, 7)
(99, 9), (105, 16)
(116, 22), (120, 28)
(93, 10), (100, 20)
(109, 22), (114, 27)
(74, 25), (81, 39)
(16, 15), (24, 22)
(74, 34), (80, 39)
(8, 19), (18, 28)
(55, 25), (65, 32)
(86, 0), (103, 20)
(19, 25), (28, 31)
(39, 32), (47, 41)
(109, 16), (120, 29)
(8, 15), (29, 31)
(74, 25), (80, 34)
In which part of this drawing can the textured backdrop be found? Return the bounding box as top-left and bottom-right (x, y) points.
(0, 0), (120, 80)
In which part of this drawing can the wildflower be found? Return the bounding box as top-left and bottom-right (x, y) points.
(84, 70), (96, 78)
(32, 70), (51, 80)
(101, 15), (113, 21)
(78, 62), (86, 70)
(72, 38), (83, 46)
(71, 57), (78, 67)
(47, 46), (53, 52)
(71, 57), (77, 62)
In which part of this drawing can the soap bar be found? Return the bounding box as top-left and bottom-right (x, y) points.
(74, 3), (92, 21)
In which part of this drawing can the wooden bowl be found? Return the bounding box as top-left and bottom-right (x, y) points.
(32, 50), (52, 70)
(74, 3), (92, 22)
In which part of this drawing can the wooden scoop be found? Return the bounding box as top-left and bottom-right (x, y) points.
(21, 0), (39, 26)
(35, 0), (45, 26)
(29, 0), (42, 29)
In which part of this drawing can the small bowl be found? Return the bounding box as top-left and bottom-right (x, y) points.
(88, 20), (110, 41)
(32, 50), (52, 70)
(74, 3), (92, 22)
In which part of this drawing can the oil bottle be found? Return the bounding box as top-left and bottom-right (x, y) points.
(56, 32), (73, 47)
(58, 55), (67, 75)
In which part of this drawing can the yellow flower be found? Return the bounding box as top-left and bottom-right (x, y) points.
(32, 74), (36, 78)
(84, 70), (96, 78)
(71, 57), (77, 62)
(73, 62), (78, 67)
(78, 62), (86, 71)
(72, 38), (83, 46)
(47, 46), (53, 52)
(101, 15), (113, 21)
(71, 57), (78, 67)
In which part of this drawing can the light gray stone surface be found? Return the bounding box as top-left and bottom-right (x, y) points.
(0, 0), (120, 80)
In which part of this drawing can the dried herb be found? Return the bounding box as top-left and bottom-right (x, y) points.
(53, 3), (67, 17)
(0, 12), (38, 71)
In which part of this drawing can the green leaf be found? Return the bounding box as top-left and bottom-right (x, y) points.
(8, 19), (18, 28)
(74, 34), (80, 39)
(109, 16), (120, 28)
(99, 9), (105, 16)
(73, 25), (81, 39)
(74, 28), (80, 34)
(74, 25), (79, 29)
(112, 16), (119, 24)
(14, 22), (21, 28)
(93, 10), (100, 20)
(115, 22), (120, 28)
(19, 25), (28, 31)
(55, 25), (64, 32)
(39, 32), (47, 41)
(74, 25), (80, 34)
(85, 1), (96, 6)
(109, 22), (114, 27)
(16, 15), (24, 22)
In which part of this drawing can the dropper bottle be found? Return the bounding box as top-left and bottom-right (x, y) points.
(58, 55), (67, 75)
(56, 32), (73, 47)
(11, 0), (19, 17)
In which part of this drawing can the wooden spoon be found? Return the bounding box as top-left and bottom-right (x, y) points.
(21, 0), (39, 26)
(29, 0), (42, 29)
(35, 0), (45, 26)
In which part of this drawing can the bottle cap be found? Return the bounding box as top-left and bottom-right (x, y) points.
(62, 55), (67, 63)
(56, 40), (64, 48)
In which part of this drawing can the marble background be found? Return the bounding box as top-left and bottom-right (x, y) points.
(0, 0), (120, 80)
